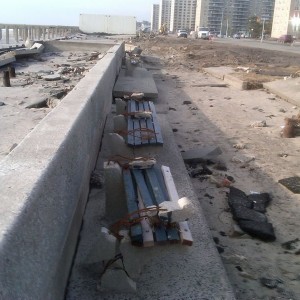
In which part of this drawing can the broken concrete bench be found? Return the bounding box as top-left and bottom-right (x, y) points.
(104, 160), (192, 248)
(113, 99), (163, 147)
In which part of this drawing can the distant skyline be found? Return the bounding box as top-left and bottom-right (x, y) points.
(0, 0), (159, 26)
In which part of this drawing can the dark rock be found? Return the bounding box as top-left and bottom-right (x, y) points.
(50, 89), (67, 99)
(172, 128), (178, 132)
(226, 175), (234, 182)
(231, 205), (268, 223)
(279, 176), (300, 194)
(216, 246), (224, 253)
(281, 238), (300, 250)
(228, 187), (253, 209)
(260, 277), (283, 289)
(204, 193), (214, 199)
(219, 231), (227, 237)
(238, 221), (276, 241)
(182, 147), (222, 164)
(189, 165), (212, 178)
(0, 101), (5, 106)
(213, 162), (228, 171)
(235, 266), (243, 272)
(248, 193), (271, 213)
(213, 237), (219, 244)
(90, 171), (103, 189)
(169, 107), (176, 111)
(182, 101), (192, 105)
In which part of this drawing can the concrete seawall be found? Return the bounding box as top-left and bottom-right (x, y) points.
(0, 42), (124, 299)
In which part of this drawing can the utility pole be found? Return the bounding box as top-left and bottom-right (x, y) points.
(220, 10), (224, 37)
(260, 18), (265, 43)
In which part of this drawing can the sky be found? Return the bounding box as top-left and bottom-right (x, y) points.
(0, 0), (159, 26)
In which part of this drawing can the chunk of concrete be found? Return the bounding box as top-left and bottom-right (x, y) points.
(113, 115), (127, 132)
(182, 146), (222, 164)
(231, 205), (268, 223)
(43, 74), (61, 81)
(115, 98), (126, 115)
(99, 269), (137, 293)
(113, 67), (158, 99)
(228, 187), (253, 209)
(86, 227), (118, 263)
(0, 52), (16, 67)
(238, 221), (276, 241)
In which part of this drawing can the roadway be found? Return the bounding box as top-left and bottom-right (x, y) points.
(213, 37), (300, 55)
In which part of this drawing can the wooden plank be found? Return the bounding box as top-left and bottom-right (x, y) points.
(153, 166), (170, 203)
(154, 224), (168, 244)
(161, 166), (179, 203)
(129, 100), (142, 146)
(137, 189), (154, 247)
(122, 169), (143, 245)
(179, 221), (193, 246)
(166, 227), (181, 243)
(144, 167), (167, 206)
(143, 101), (156, 145)
(131, 169), (154, 208)
(138, 101), (150, 146)
(127, 100), (135, 146)
(148, 101), (163, 145)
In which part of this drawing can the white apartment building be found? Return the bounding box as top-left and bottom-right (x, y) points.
(159, 0), (172, 32)
(151, 4), (160, 32)
(272, 0), (300, 37)
(170, 0), (197, 32)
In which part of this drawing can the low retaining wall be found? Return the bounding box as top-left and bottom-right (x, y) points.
(0, 42), (124, 299)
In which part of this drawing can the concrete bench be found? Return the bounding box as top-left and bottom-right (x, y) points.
(114, 99), (163, 147)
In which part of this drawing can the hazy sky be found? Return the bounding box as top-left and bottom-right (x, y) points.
(0, 0), (159, 26)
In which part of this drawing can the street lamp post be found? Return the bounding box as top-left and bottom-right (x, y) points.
(260, 18), (265, 43)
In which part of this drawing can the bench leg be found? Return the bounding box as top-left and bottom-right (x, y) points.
(113, 115), (127, 132)
(115, 98), (127, 115)
(104, 162), (128, 222)
(106, 133), (133, 157)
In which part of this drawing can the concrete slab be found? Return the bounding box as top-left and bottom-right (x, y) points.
(113, 67), (158, 99)
(264, 78), (300, 107)
(0, 52), (16, 67)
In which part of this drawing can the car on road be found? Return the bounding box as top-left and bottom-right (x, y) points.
(277, 34), (294, 44)
(177, 29), (188, 38)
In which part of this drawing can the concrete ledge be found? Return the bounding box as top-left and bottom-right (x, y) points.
(204, 67), (263, 90)
(43, 40), (117, 52)
(264, 78), (300, 107)
(0, 43), (124, 299)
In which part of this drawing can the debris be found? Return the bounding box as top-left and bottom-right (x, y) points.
(189, 165), (212, 178)
(260, 277), (283, 289)
(130, 92), (144, 100)
(190, 83), (228, 87)
(281, 238), (300, 250)
(231, 155), (255, 164)
(9, 143), (18, 152)
(42, 74), (61, 81)
(278, 176), (300, 194)
(25, 98), (48, 109)
(182, 146), (222, 164)
(233, 143), (246, 150)
(3, 70), (11, 87)
(0, 101), (5, 106)
(250, 120), (267, 128)
(227, 187), (275, 241)
(90, 171), (103, 189)
(183, 100), (192, 105)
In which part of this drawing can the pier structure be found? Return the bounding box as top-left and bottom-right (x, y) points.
(0, 23), (79, 45)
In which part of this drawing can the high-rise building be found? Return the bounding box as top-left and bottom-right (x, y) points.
(151, 4), (160, 32)
(195, 0), (275, 36)
(170, 0), (197, 32)
(272, 0), (300, 38)
(159, 0), (172, 32)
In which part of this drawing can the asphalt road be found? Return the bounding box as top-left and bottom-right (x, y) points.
(214, 37), (300, 55)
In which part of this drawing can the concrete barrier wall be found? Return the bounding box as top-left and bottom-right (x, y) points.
(0, 43), (124, 300)
(43, 40), (117, 52)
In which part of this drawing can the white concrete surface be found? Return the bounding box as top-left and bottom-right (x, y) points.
(0, 42), (124, 299)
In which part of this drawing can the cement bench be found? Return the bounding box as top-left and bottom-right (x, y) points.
(114, 99), (163, 147)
